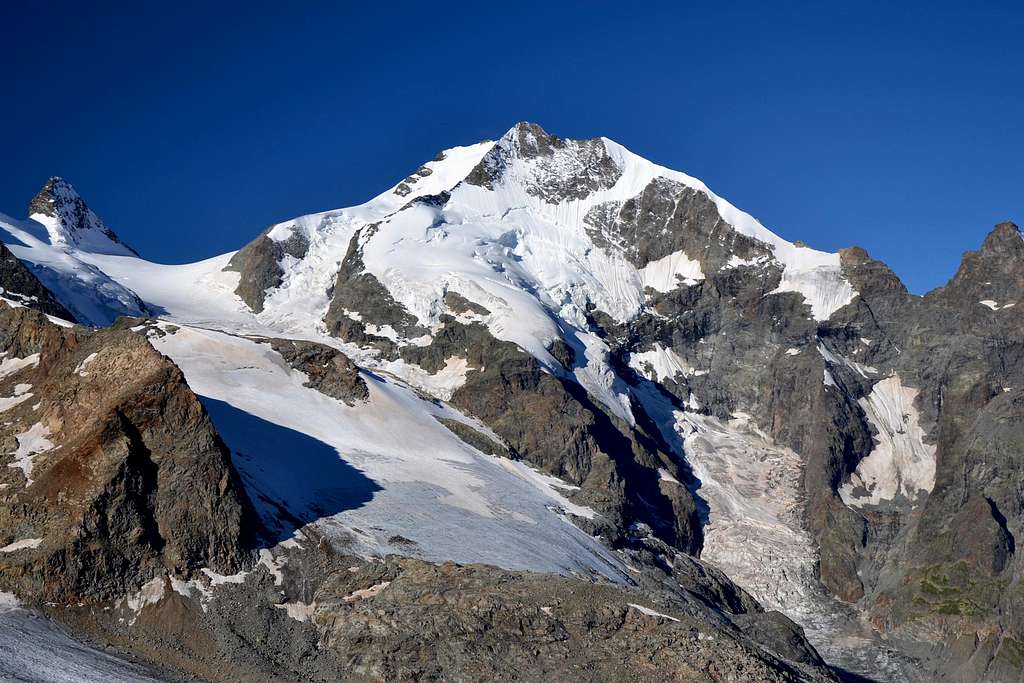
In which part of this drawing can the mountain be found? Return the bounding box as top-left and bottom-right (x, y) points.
(0, 179), (147, 326)
(28, 177), (138, 257)
(0, 123), (1021, 682)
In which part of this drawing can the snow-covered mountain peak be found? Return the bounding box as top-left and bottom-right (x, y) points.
(461, 121), (624, 204)
(27, 177), (137, 257)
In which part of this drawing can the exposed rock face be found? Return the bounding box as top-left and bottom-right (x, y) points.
(49, 534), (837, 683)
(0, 303), (257, 603)
(266, 337), (368, 404)
(323, 227), (427, 351)
(0, 242), (77, 321)
(443, 289), (491, 316)
(313, 557), (834, 683)
(585, 176), (772, 273)
(224, 225), (310, 312)
(774, 222), (1022, 680)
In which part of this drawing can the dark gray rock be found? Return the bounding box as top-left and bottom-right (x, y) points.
(323, 228), (427, 350)
(266, 337), (368, 404)
(443, 290), (491, 316)
(224, 226), (309, 312)
(0, 242), (77, 322)
(585, 176), (773, 274)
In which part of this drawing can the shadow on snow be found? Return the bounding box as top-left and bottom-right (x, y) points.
(201, 396), (382, 545)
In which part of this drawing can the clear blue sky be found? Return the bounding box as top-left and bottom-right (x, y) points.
(1, 1), (1021, 293)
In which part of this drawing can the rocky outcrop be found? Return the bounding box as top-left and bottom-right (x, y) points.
(793, 223), (1024, 679)
(313, 556), (834, 683)
(0, 303), (257, 603)
(585, 176), (773, 273)
(266, 337), (368, 404)
(49, 533), (837, 683)
(393, 164), (434, 197)
(324, 227), (427, 351)
(224, 225), (310, 312)
(0, 242), (77, 321)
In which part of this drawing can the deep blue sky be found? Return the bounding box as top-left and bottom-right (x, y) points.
(1, 2), (1021, 292)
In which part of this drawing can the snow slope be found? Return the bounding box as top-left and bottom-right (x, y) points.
(144, 323), (625, 580)
(0, 593), (163, 682)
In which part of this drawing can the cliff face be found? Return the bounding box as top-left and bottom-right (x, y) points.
(0, 304), (257, 603)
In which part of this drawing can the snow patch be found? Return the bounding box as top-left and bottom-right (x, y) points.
(275, 601), (316, 622)
(8, 422), (53, 485)
(818, 342), (878, 378)
(628, 344), (703, 382)
(381, 355), (470, 401)
(0, 383), (34, 412)
(0, 353), (40, 379)
(638, 250), (703, 292)
(201, 567), (249, 587)
(628, 603), (679, 622)
(266, 223), (295, 242)
(772, 259), (856, 321)
(75, 352), (98, 375)
(124, 577), (166, 615)
(342, 581), (391, 602)
(0, 538), (42, 552)
(657, 468), (680, 485)
(840, 375), (936, 507)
